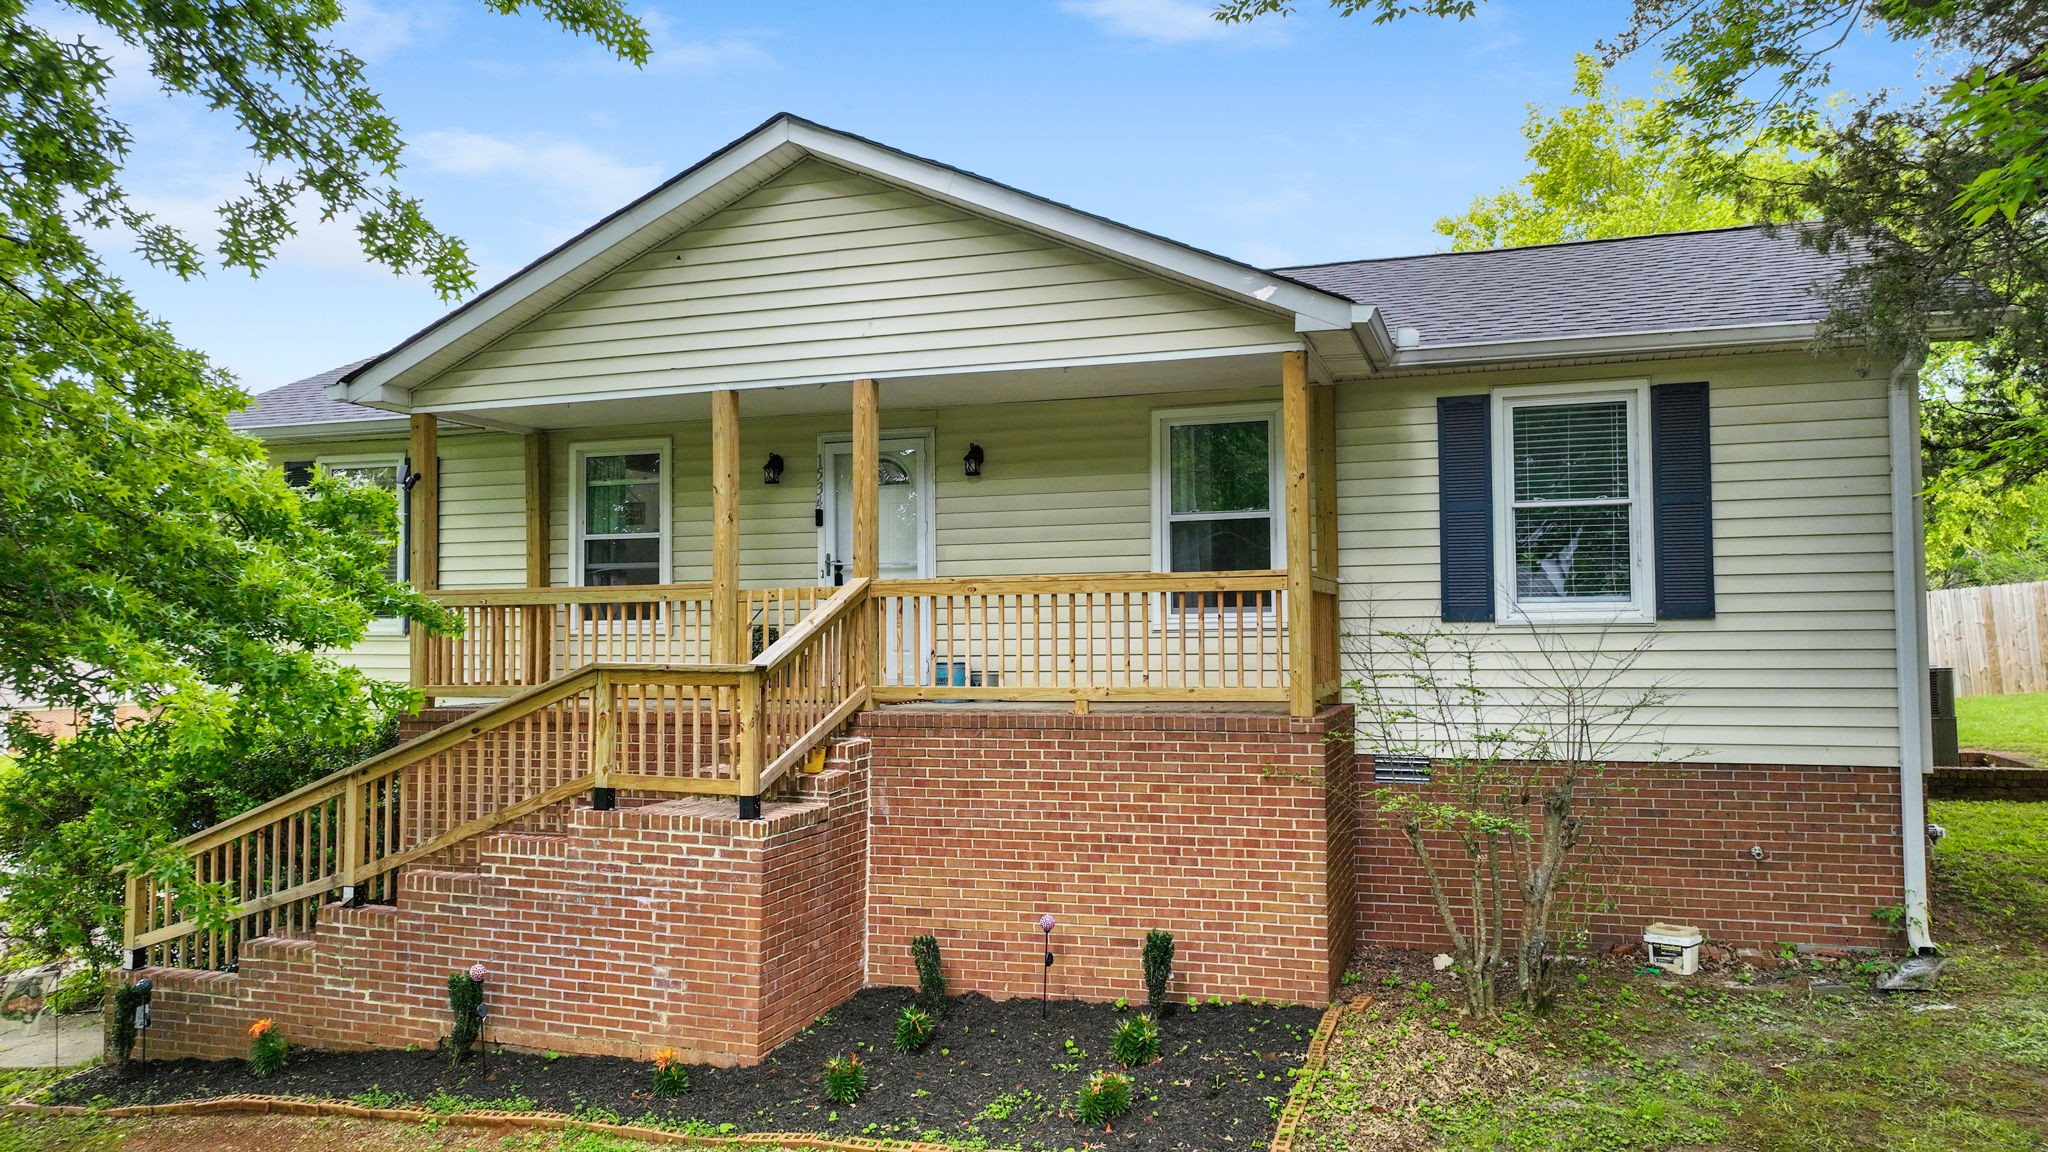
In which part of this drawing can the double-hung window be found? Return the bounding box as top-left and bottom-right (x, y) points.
(1493, 383), (1652, 622)
(305, 453), (408, 633)
(572, 441), (670, 620)
(1154, 405), (1282, 612)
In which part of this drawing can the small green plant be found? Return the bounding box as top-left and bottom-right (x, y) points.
(1142, 930), (1175, 1013)
(1109, 1013), (1161, 1067)
(911, 934), (947, 1013)
(349, 1085), (404, 1108)
(1339, 970), (1363, 987)
(650, 1047), (691, 1095)
(1075, 1070), (1132, 1126)
(446, 965), (486, 1064)
(108, 982), (149, 1071)
(247, 1018), (288, 1077)
(823, 1052), (866, 1103)
(894, 1005), (936, 1053)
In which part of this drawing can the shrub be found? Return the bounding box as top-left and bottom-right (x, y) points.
(446, 968), (485, 1064)
(247, 1018), (288, 1077)
(1142, 930), (1174, 1013)
(894, 1005), (936, 1054)
(911, 934), (946, 1013)
(1109, 1013), (1160, 1067)
(1075, 1070), (1132, 1126)
(43, 968), (102, 1015)
(108, 982), (149, 1072)
(650, 1047), (690, 1096)
(823, 1052), (866, 1103)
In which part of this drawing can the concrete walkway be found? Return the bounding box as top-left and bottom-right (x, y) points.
(0, 1013), (101, 1069)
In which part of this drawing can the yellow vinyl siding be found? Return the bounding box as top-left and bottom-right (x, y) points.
(413, 159), (1296, 410)
(1335, 353), (1901, 768)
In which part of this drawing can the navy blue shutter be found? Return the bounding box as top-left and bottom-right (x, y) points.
(283, 460), (315, 487)
(1651, 381), (1715, 619)
(1437, 395), (1494, 622)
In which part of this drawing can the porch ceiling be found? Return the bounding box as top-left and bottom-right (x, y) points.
(436, 349), (1291, 431)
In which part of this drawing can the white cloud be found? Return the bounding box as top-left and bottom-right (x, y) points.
(1059, 0), (1237, 44)
(341, 0), (453, 62)
(411, 130), (662, 212)
(639, 10), (775, 72)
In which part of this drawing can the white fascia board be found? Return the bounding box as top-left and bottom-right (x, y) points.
(405, 342), (1308, 416)
(338, 122), (804, 405)
(787, 120), (1357, 332)
(1389, 320), (1820, 369)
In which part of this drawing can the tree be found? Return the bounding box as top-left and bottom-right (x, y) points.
(1435, 54), (1806, 250)
(0, 0), (648, 960)
(1218, 1), (2048, 480)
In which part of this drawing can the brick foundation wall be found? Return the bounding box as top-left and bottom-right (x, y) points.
(1355, 758), (1907, 953)
(856, 706), (1355, 1007)
(1930, 766), (2048, 802)
(128, 747), (869, 1067)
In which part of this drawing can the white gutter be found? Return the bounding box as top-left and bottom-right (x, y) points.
(1888, 352), (1938, 955)
(1386, 320), (1820, 369)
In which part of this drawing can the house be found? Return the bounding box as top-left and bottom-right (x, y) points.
(122, 115), (1935, 1067)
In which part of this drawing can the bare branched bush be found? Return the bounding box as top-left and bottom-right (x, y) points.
(1345, 610), (1689, 1016)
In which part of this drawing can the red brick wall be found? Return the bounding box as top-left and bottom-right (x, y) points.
(856, 706), (1355, 1007)
(1355, 758), (1906, 952)
(1930, 765), (2048, 802)
(127, 751), (869, 1068)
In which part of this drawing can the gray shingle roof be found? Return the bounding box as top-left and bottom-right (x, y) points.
(1276, 224), (1847, 348)
(228, 359), (390, 430)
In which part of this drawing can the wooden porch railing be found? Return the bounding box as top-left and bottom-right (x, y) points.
(869, 571), (1296, 702)
(417, 572), (1340, 708)
(128, 581), (873, 970)
(417, 585), (828, 698)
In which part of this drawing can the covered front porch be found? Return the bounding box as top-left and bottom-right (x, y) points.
(404, 349), (1342, 733)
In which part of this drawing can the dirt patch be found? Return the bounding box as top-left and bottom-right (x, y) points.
(1293, 1000), (1538, 1152)
(48, 990), (1321, 1152)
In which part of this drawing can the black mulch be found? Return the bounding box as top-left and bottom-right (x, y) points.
(50, 990), (1324, 1151)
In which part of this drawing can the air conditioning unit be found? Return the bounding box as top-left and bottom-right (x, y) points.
(1929, 666), (1960, 767)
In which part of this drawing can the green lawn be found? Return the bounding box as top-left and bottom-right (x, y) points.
(1958, 690), (2048, 761)
(1296, 800), (2048, 1152)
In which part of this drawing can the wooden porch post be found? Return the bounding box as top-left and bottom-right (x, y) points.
(522, 431), (551, 686)
(851, 379), (881, 699)
(1283, 351), (1314, 718)
(852, 379), (880, 582)
(711, 390), (742, 665)
(408, 414), (440, 703)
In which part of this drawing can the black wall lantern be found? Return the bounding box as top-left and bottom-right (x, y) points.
(963, 443), (985, 477)
(763, 453), (785, 485)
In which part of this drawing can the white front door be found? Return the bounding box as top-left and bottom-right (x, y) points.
(819, 434), (933, 584)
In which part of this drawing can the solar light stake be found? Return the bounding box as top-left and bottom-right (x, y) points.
(1039, 914), (1056, 1018)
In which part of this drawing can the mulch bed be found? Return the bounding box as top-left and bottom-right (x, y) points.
(48, 989), (1323, 1151)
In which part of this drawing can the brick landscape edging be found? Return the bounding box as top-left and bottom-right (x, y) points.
(1266, 996), (1363, 1152)
(5, 1096), (974, 1152)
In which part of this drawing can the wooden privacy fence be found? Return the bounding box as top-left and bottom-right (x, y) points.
(128, 581), (872, 970)
(1927, 580), (2048, 697)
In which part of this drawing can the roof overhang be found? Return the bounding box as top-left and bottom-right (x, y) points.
(337, 114), (1357, 410)
(1376, 320), (1823, 374)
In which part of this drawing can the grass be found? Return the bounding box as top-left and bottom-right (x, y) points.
(1296, 799), (2048, 1152)
(0, 1107), (831, 1152)
(1958, 689), (2048, 760)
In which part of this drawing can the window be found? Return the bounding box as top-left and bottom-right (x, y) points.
(1493, 383), (1651, 622)
(304, 454), (407, 634)
(312, 454), (407, 584)
(1154, 406), (1282, 611)
(572, 440), (670, 589)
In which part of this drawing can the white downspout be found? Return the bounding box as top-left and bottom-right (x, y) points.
(1888, 354), (1938, 955)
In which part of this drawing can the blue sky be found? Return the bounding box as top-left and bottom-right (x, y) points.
(75, 0), (1925, 393)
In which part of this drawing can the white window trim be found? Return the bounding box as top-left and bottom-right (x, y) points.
(570, 437), (673, 589)
(1491, 380), (1654, 625)
(316, 452), (408, 636)
(1151, 403), (1285, 628)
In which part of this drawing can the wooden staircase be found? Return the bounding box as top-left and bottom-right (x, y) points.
(126, 580), (874, 971)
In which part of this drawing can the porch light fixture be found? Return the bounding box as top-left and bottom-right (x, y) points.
(763, 453), (785, 485)
(963, 443), (985, 477)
